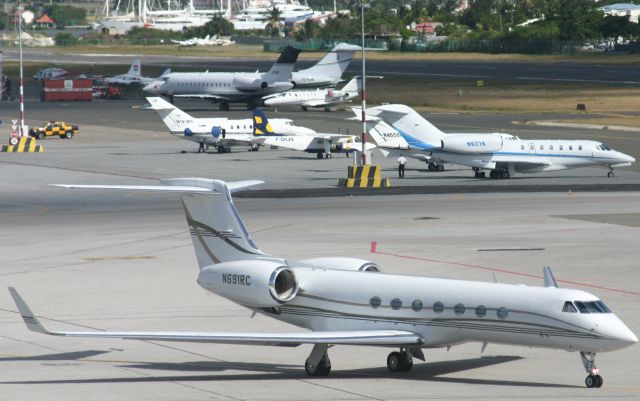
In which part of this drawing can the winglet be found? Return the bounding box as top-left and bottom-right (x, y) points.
(8, 287), (52, 335)
(543, 266), (558, 288)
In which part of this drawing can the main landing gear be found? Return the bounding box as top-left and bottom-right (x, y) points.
(316, 152), (332, 159)
(473, 168), (509, 179)
(427, 162), (444, 172)
(581, 351), (603, 388)
(304, 344), (331, 376)
(387, 349), (414, 373)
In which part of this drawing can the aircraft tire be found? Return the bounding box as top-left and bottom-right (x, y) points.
(427, 163), (436, 171)
(436, 164), (444, 172)
(387, 352), (401, 372)
(37, 132), (45, 140)
(305, 357), (331, 376)
(585, 375), (596, 388)
(325, 153), (332, 159)
(316, 152), (323, 159)
(479, 171), (486, 178)
(595, 375), (603, 387)
(302, 106), (308, 112)
(607, 172), (614, 178)
(501, 171), (510, 179)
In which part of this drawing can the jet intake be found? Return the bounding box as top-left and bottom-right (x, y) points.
(440, 134), (503, 154)
(197, 260), (298, 307)
(297, 257), (382, 273)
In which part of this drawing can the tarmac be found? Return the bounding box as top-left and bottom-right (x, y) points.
(0, 99), (639, 400)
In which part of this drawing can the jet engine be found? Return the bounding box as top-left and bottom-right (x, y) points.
(232, 76), (269, 91)
(440, 133), (503, 154)
(297, 257), (382, 273)
(197, 260), (298, 307)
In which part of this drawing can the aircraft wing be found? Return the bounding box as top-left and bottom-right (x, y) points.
(174, 94), (233, 101)
(9, 288), (423, 347)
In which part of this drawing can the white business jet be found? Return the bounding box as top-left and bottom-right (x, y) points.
(9, 178), (637, 387)
(106, 59), (169, 86)
(263, 76), (361, 111)
(146, 96), (316, 152)
(252, 109), (375, 159)
(142, 47), (300, 110)
(359, 104), (636, 178)
(289, 43), (361, 88)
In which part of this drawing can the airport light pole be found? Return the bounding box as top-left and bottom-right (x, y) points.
(360, 1), (369, 165)
(17, 0), (25, 136)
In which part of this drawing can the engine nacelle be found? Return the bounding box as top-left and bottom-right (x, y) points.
(197, 260), (298, 307)
(297, 257), (381, 273)
(233, 76), (269, 91)
(441, 134), (503, 154)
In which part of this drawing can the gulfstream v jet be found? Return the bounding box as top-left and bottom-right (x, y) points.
(358, 105), (636, 178)
(10, 178), (636, 388)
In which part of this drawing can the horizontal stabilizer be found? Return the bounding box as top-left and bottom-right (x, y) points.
(51, 178), (264, 194)
(9, 288), (424, 347)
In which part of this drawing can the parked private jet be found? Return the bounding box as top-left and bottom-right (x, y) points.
(262, 76), (361, 111)
(252, 109), (374, 159)
(358, 104), (636, 178)
(146, 97), (315, 152)
(106, 59), (169, 86)
(171, 34), (235, 47)
(10, 178), (636, 388)
(142, 47), (301, 110)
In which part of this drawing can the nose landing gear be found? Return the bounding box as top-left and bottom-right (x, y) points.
(581, 351), (603, 388)
(607, 166), (615, 178)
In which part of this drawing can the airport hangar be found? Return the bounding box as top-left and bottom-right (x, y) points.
(0, 56), (639, 401)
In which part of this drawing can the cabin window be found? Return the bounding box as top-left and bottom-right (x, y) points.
(540, 145), (544, 150)
(390, 298), (402, 310)
(497, 307), (509, 319)
(562, 301), (578, 313)
(521, 145), (525, 150)
(549, 145), (553, 150)
(454, 303), (465, 315)
(569, 145), (573, 150)
(475, 305), (487, 318)
(369, 296), (381, 308)
(433, 301), (444, 313)
(411, 300), (423, 312)
(575, 300), (611, 314)
(529, 144), (534, 150)
(579, 145), (583, 151)
(559, 145), (564, 150)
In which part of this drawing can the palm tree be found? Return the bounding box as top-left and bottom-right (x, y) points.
(265, 6), (283, 37)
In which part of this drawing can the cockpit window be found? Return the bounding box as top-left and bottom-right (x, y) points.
(562, 301), (577, 313)
(601, 143), (611, 151)
(574, 300), (612, 314)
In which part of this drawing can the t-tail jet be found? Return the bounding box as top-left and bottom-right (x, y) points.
(146, 96), (315, 152)
(142, 46), (301, 111)
(262, 76), (362, 111)
(106, 59), (168, 86)
(358, 104), (636, 178)
(289, 43), (361, 88)
(252, 108), (375, 159)
(10, 178), (636, 387)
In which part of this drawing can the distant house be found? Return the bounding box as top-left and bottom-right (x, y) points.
(34, 14), (56, 29)
(600, 3), (640, 23)
(413, 22), (443, 35)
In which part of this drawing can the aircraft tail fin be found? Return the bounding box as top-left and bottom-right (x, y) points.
(366, 104), (446, 149)
(341, 76), (360, 93)
(299, 43), (360, 81)
(252, 109), (278, 136)
(51, 179), (273, 268)
(266, 46), (301, 82)
(159, 68), (171, 78)
(127, 59), (142, 78)
(146, 96), (194, 133)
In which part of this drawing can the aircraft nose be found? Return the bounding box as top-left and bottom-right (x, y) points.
(605, 320), (637, 350)
(143, 81), (161, 94)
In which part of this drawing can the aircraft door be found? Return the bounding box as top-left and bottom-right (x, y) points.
(528, 143), (536, 155)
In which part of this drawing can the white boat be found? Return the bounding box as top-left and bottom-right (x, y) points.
(231, 0), (315, 31)
(100, 0), (215, 34)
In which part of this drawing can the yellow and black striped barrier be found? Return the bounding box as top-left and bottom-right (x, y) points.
(338, 164), (391, 188)
(1, 137), (44, 153)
